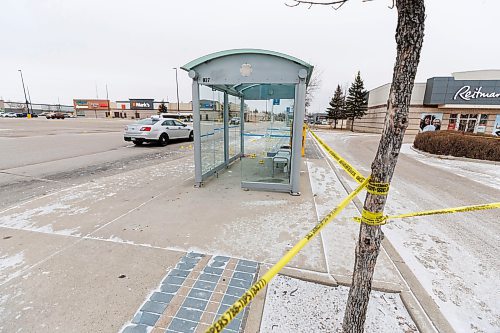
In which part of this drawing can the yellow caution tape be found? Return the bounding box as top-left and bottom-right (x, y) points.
(366, 181), (390, 195)
(309, 130), (389, 195)
(206, 176), (371, 333)
(355, 209), (388, 226)
(354, 202), (500, 225)
(309, 130), (366, 184)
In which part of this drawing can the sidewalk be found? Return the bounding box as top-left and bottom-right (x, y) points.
(0, 136), (440, 332)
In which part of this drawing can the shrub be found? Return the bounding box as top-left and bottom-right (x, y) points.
(413, 131), (500, 162)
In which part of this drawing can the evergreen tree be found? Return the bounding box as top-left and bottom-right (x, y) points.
(326, 84), (346, 129)
(345, 71), (368, 131)
(158, 101), (167, 114)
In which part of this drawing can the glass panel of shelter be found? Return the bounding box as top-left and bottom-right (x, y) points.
(199, 85), (225, 175)
(196, 81), (296, 188)
(241, 93), (295, 185)
(228, 95), (242, 160)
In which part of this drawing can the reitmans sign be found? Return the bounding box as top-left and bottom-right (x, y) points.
(453, 86), (500, 101)
(424, 77), (500, 106)
(130, 99), (154, 110)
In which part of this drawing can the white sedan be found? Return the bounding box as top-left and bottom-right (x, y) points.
(124, 117), (194, 146)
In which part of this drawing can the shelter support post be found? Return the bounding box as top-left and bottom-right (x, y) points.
(192, 79), (203, 187)
(240, 97), (245, 155)
(223, 92), (229, 164)
(290, 77), (306, 195)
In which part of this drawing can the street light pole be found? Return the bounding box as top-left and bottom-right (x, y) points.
(173, 67), (180, 113)
(26, 85), (34, 115)
(18, 70), (30, 115)
(106, 84), (111, 117)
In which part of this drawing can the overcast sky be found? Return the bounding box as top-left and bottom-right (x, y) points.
(0, 0), (497, 113)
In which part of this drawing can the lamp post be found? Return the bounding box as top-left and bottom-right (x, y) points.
(106, 84), (111, 117)
(26, 86), (34, 115)
(173, 67), (180, 113)
(18, 70), (30, 115)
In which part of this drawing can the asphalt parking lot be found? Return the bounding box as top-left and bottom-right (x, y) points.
(0, 117), (193, 210)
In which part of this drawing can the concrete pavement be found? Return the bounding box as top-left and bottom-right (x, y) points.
(0, 120), (449, 332)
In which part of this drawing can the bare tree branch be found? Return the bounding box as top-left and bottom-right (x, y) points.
(285, 0), (348, 6)
(285, 0), (349, 10)
(305, 70), (323, 110)
(286, 0), (386, 11)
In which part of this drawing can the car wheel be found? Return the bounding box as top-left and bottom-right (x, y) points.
(188, 131), (194, 141)
(133, 140), (143, 146)
(158, 133), (169, 146)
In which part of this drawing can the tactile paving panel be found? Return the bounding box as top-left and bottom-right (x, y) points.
(122, 252), (259, 333)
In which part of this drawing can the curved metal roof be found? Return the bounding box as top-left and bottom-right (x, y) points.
(181, 48), (314, 83)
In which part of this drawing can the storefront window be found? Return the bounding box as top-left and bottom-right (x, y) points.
(458, 114), (478, 133)
(476, 114), (488, 133)
(448, 114), (458, 130)
(479, 114), (488, 125)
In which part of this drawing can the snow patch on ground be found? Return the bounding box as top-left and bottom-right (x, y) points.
(260, 275), (418, 333)
(218, 201), (324, 271)
(400, 143), (500, 190)
(383, 183), (500, 333)
(383, 208), (500, 333)
(242, 200), (288, 207)
(0, 202), (82, 235)
(0, 252), (24, 273)
(307, 160), (344, 217)
(0, 156), (195, 238)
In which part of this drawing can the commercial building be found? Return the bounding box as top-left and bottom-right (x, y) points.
(0, 100), (73, 114)
(76, 98), (193, 119)
(114, 99), (162, 119)
(307, 112), (328, 124)
(354, 70), (500, 137)
(74, 97), (249, 121)
(73, 99), (113, 118)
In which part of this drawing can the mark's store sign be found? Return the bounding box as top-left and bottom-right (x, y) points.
(130, 99), (154, 110)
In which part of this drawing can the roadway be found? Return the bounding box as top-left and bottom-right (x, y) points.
(0, 117), (191, 210)
(312, 129), (499, 333)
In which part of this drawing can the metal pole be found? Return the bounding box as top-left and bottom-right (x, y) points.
(18, 70), (30, 115)
(223, 92), (229, 164)
(174, 67), (180, 113)
(240, 97), (244, 156)
(290, 74), (307, 195)
(192, 78), (202, 187)
(106, 84), (110, 117)
(26, 85), (34, 115)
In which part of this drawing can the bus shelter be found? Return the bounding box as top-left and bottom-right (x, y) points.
(181, 49), (313, 194)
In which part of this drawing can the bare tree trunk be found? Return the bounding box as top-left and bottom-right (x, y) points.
(342, 1), (425, 332)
